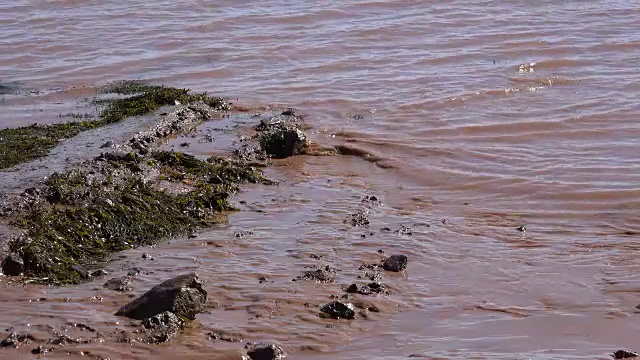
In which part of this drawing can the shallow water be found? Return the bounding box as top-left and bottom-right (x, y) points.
(2, 1), (640, 359)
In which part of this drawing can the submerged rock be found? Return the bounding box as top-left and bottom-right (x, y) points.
(320, 301), (355, 320)
(1, 254), (24, 276)
(294, 265), (336, 283)
(115, 273), (207, 320)
(382, 254), (408, 272)
(246, 343), (286, 360)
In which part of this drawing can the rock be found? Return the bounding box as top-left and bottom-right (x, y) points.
(71, 264), (90, 279)
(345, 284), (359, 293)
(100, 141), (114, 148)
(1, 254), (24, 276)
(104, 276), (133, 292)
(294, 265), (336, 283)
(614, 350), (639, 359)
(115, 273), (207, 320)
(142, 311), (183, 343)
(90, 269), (109, 277)
(141, 253), (154, 260)
(516, 225), (526, 232)
(246, 343), (286, 360)
(320, 301), (355, 320)
(255, 114), (308, 158)
(1, 332), (34, 347)
(31, 345), (52, 354)
(382, 255), (408, 272)
(346, 211), (369, 227)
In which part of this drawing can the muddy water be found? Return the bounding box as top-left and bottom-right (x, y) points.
(2, 1), (640, 359)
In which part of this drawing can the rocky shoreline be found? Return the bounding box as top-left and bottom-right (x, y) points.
(0, 82), (413, 359)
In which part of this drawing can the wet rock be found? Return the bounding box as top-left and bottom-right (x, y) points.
(141, 253), (154, 260)
(294, 265), (336, 283)
(320, 301), (355, 320)
(71, 264), (90, 279)
(0, 332), (33, 347)
(1, 254), (24, 276)
(516, 225), (526, 232)
(48, 334), (89, 345)
(115, 273), (207, 320)
(208, 331), (243, 342)
(104, 276), (133, 292)
(255, 114), (308, 158)
(281, 108), (296, 116)
(346, 211), (369, 227)
(142, 311), (183, 343)
(100, 141), (114, 148)
(90, 269), (109, 277)
(345, 283), (359, 293)
(382, 255), (408, 272)
(246, 343), (286, 360)
(31, 345), (53, 354)
(614, 350), (639, 359)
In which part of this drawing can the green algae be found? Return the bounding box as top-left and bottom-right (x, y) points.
(0, 82), (230, 171)
(0, 121), (104, 170)
(100, 81), (229, 124)
(8, 151), (271, 285)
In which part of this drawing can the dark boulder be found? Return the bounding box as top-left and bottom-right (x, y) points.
(320, 301), (355, 320)
(1, 254), (24, 276)
(382, 255), (408, 272)
(1, 332), (33, 348)
(614, 350), (639, 359)
(246, 343), (286, 360)
(115, 273), (207, 320)
(255, 114), (308, 158)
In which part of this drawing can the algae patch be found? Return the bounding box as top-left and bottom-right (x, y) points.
(0, 122), (103, 170)
(6, 150), (270, 284)
(0, 82), (230, 170)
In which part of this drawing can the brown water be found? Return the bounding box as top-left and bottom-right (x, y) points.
(2, 1), (640, 359)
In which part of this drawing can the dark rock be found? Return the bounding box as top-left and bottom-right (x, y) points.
(367, 305), (380, 312)
(383, 255), (408, 272)
(255, 115), (307, 158)
(516, 225), (526, 232)
(104, 276), (133, 292)
(614, 350), (639, 359)
(346, 211), (369, 227)
(246, 343), (286, 360)
(90, 269), (109, 277)
(281, 108), (296, 116)
(31, 345), (52, 354)
(294, 266), (336, 283)
(258, 277), (267, 283)
(100, 141), (114, 148)
(141, 253), (154, 260)
(345, 284), (359, 293)
(1, 332), (33, 347)
(320, 301), (355, 320)
(115, 273), (207, 320)
(141, 311), (183, 343)
(1, 254), (24, 276)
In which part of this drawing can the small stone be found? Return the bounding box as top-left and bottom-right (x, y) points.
(31, 345), (52, 354)
(345, 284), (359, 293)
(614, 350), (639, 359)
(179, 142), (189, 147)
(1, 254), (24, 276)
(142, 311), (183, 330)
(100, 141), (114, 148)
(246, 343), (286, 360)
(367, 305), (380, 312)
(142, 253), (154, 260)
(90, 269), (109, 277)
(320, 301), (355, 320)
(516, 225), (526, 232)
(281, 108), (296, 116)
(382, 255), (408, 272)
